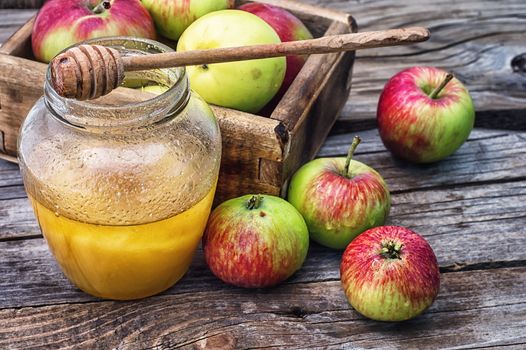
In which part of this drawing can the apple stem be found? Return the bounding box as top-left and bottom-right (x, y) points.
(380, 240), (403, 260)
(343, 136), (361, 178)
(247, 195), (263, 210)
(93, 0), (111, 14)
(429, 73), (454, 99)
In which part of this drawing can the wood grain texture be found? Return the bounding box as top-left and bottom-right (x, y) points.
(0, 12), (34, 57)
(0, 10), (35, 44)
(1, 129), (525, 240)
(0, 54), (46, 159)
(0, 267), (524, 349)
(321, 129), (526, 193)
(0, 1), (43, 9)
(300, 0), (526, 130)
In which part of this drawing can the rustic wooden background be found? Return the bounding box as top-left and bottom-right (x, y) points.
(1, 0), (525, 349)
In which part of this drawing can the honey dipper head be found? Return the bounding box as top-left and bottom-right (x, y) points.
(50, 44), (124, 100)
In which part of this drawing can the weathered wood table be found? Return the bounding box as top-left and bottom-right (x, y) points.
(1, 1), (525, 348)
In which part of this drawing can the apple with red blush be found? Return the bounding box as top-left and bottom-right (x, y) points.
(340, 226), (440, 321)
(203, 195), (309, 288)
(32, 0), (156, 62)
(288, 136), (391, 250)
(239, 2), (313, 112)
(377, 66), (475, 163)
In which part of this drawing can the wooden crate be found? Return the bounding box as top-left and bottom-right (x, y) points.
(0, 0), (356, 203)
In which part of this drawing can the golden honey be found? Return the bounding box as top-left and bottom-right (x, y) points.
(28, 187), (215, 300)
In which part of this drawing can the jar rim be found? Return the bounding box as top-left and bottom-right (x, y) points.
(44, 36), (189, 132)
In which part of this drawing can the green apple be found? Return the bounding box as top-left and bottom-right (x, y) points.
(141, 0), (233, 41)
(176, 10), (286, 113)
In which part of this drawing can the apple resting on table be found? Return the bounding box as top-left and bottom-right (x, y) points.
(288, 136), (391, 250)
(377, 66), (475, 163)
(203, 195), (309, 288)
(340, 226), (440, 321)
(32, 0), (156, 63)
(176, 10), (286, 113)
(141, 0), (234, 41)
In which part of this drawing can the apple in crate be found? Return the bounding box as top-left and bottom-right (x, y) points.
(239, 3), (313, 101)
(377, 66), (475, 163)
(288, 136), (391, 250)
(340, 226), (440, 321)
(177, 10), (286, 113)
(203, 195), (309, 288)
(142, 0), (234, 41)
(32, 0), (156, 63)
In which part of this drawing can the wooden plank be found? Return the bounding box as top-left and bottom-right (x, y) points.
(1, 179), (524, 308)
(0, 159), (21, 187)
(0, 14), (35, 57)
(319, 129), (526, 193)
(1, 128), (525, 240)
(0, 10), (35, 44)
(301, 0), (526, 130)
(4, 128), (522, 191)
(0, 1), (43, 9)
(0, 267), (524, 349)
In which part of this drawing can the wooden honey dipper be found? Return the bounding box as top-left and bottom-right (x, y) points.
(50, 27), (430, 100)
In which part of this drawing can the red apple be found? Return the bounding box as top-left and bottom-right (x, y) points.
(32, 0), (156, 62)
(340, 226), (440, 321)
(239, 2), (313, 111)
(203, 195), (309, 288)
(288, 136), (391, 250)
(377, 66), (475, 163)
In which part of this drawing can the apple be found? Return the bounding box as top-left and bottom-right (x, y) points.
(203, 194), (309, 288)
(340, 226), (440, 321)
(32, 0), (156, 63)
(377, 66), (475, 163)
(141, 0), (234, 41)
(239, 3), (313, 106)
(176, 10), (286, 113)
(288, 136), (391, 250)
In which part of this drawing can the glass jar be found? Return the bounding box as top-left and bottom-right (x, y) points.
(18, 37), (222, 300)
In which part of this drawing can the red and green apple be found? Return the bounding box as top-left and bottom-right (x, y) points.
(203, 194), (309, 288)
(377, 66), (475, 163)
(288, 136), (391, 250)
(32, 0), (156, 62)
(340, 225), (440, 321)
(239, 3), (313, 107)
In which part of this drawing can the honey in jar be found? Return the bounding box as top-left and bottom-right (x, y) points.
(18, 37), (221, 300)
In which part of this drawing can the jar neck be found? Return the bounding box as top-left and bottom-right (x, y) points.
(43, 37), (190, 133)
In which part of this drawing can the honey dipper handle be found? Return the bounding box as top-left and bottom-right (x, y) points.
(122, 27), (430, 71)
(50, 27), (429, 100)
